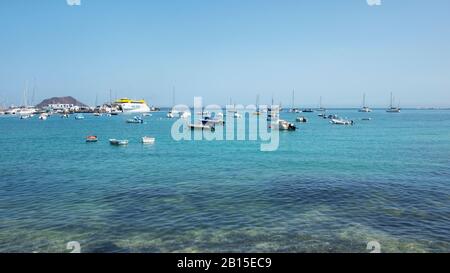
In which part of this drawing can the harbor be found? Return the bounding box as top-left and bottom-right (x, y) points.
(0, 107), (449, 252)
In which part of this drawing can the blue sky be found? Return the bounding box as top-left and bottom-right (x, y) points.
(1, 0), (449, 107)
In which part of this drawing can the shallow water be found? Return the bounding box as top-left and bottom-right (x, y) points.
(0, 110), (449, 252)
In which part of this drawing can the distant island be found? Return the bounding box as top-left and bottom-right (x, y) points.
(36, 96), (88, 109)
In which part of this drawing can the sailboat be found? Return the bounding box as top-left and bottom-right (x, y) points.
(289, 89), (300, 113)
(227, 98), (237, 113)
(358, 93), (372, 112)
(18, 81), (37, 118)
(253, 94), (261, 115)
(386, 92), (401, 113)
(317, 96), (326, 112)
(167, 87), (178, 118)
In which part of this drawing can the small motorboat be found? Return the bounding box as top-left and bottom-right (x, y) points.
(126, 116), (144, 124)
(86, 136), (98, 143)
(180, 112), (191, 119)
(39, 113), (48, 120)
(330, 118), (354, 125)
(61, 114), (69, 118)
(188, 123), (215, 131)
(94, 112), (102, 117)
(201, 117), (224, 126)
(361, 118), (372, 121)
(302, 109), (314, 113)
(109, 139), (129, 146)
(141, 136), (155, 144)
(296, 116), (307, 123)
(20, 115), (31, 119)
(167, 111), (175, 118)
(75, 114), (85, 120)
(142, 113), (152, 117)
(270, 120), (296, 131)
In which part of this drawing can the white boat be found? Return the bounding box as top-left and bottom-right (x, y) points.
(196, 111), (211, 117)
(330, 118), (353, 125)
(20, 115), (31, 119)
(386, 92), (401, 113)
(317, 96), (326, 112)
(126, 116), (144, 124)
(61, 113), (69, 118)
(17, 107), (37, 116)
(93, 112), (102, 117)
(109, 139), (129, 146)
(141, 136), (155, 144)
(114, 98), (151, 113)
(296, 116), (307, 123)
(5, 107), (20, 115)
(234, 112), (242, 118)
(271, 119), (296, 131)
(358, 93), (372, 112)
(39, 113), (48, 120)
(188, 123), (215, 131)
(180, 111), (191, 119)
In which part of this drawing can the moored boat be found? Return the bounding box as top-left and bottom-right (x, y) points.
(296, 116), (307, 123)
(109, 139), (129, 146)
(188, 123), (215, 131)
(39, 113), (48, 120)
(86, 135), (98, 143)
(330, 118), (353, 125)
(126, 116), (144, 124)
(141, 136), (155, 144)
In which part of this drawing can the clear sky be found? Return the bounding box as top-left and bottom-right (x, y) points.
(1, 0), (449, 108)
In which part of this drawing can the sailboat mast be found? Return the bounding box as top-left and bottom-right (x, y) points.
(172, 86), (176, 106)
(363, 93), (366, 108)
(390, 92), (393, 108)
(292, 89), (295, 109)
(23, 81), (29, 107)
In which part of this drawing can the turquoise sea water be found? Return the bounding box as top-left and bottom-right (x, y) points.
(0, 110), (449, 253)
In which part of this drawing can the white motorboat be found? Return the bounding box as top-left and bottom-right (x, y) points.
(141, 136), (155, 144)
(109, 139), (129, 146)
(126, 116), (144, 124)
(188, 123), (215, 131)
(180, 111), (191, 119)
(39, 113), (48, 120)
(271, 119), (296, 131)
(330, 118), (353, 125)
(296, 116), (307, 123)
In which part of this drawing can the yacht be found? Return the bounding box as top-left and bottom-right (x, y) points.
(317, 96), (326, 112)
(358, 93), (372, 112)
(114, 98), (151, 113)
(386, 92), (401, 113)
